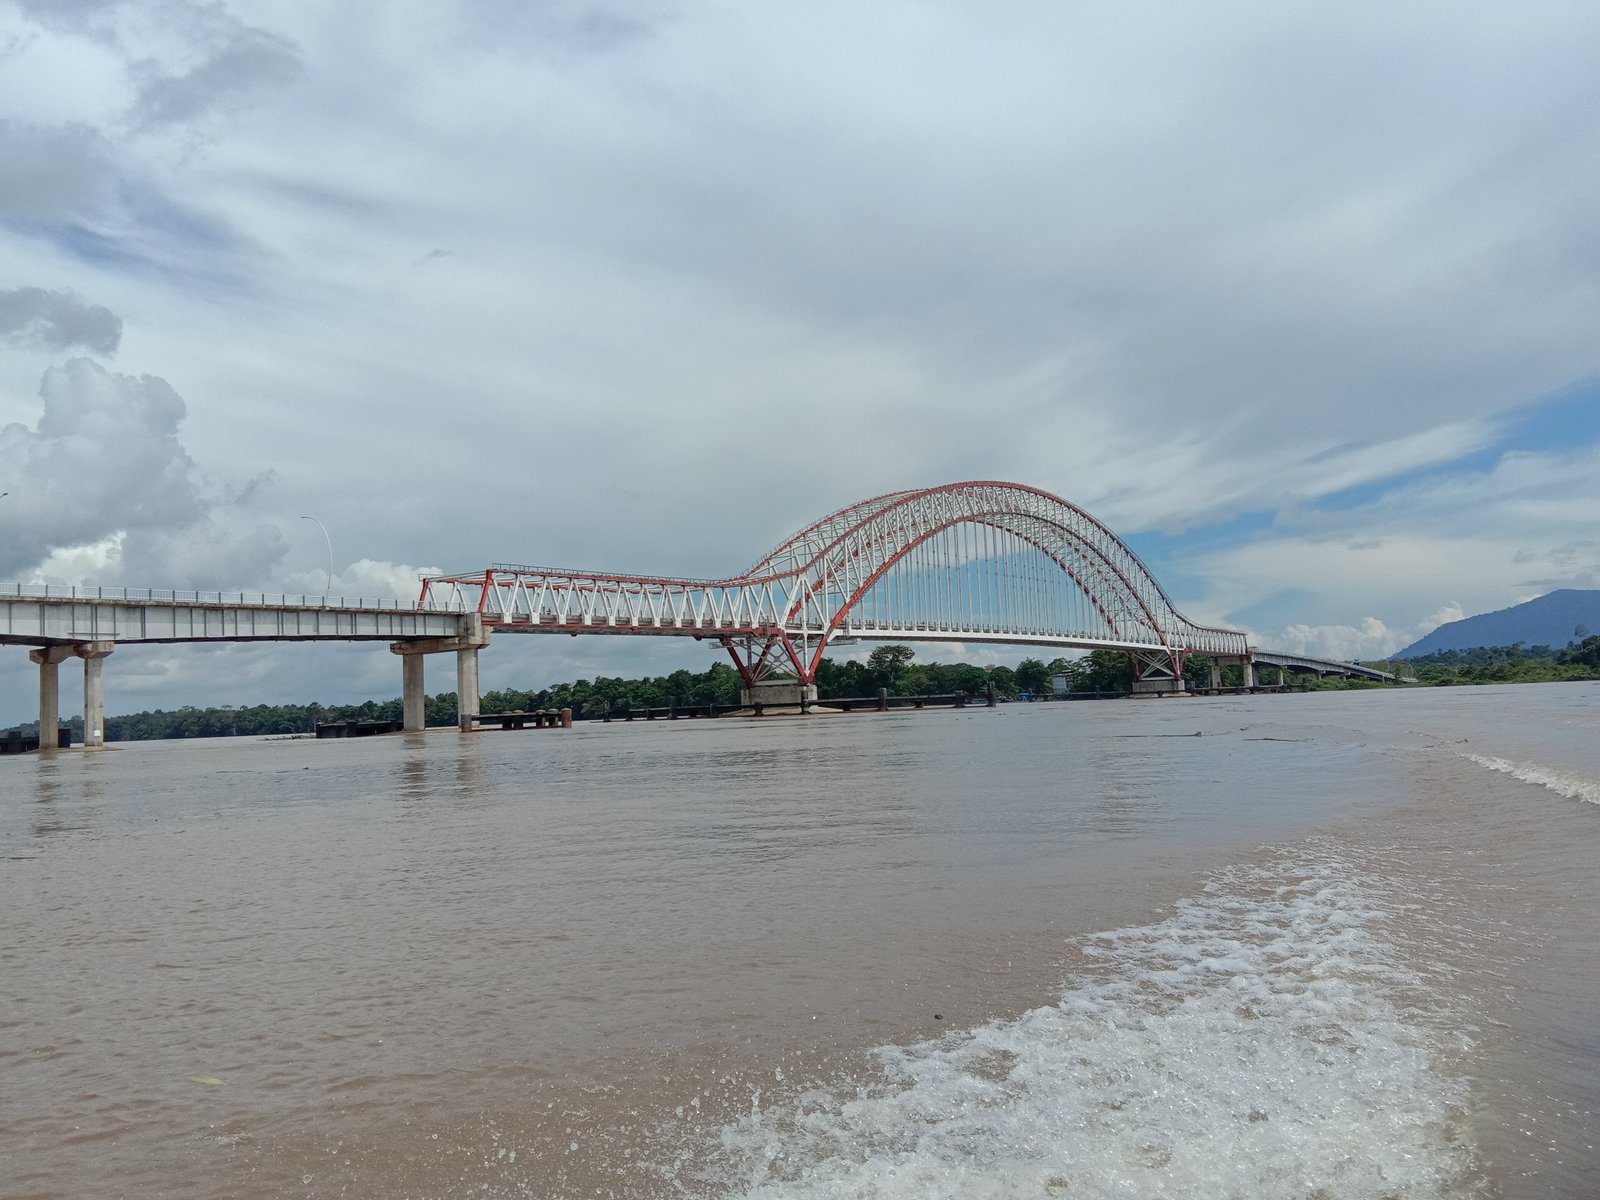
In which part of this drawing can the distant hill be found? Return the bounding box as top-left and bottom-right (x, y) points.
(1398, 589), (1600, 658)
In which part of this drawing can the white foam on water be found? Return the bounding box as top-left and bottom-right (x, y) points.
(1467, 754), (1600, 806)
(698, 845), (1478, 1200)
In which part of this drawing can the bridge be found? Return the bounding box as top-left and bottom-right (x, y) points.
(2, 481), (1400, 746)
(1251, 649), (1412, 684)
(419, 482), (1252, 703)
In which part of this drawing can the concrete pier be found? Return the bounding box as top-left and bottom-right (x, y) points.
(456, 643), (480, 732)
(29, 645), (75, 749)
(401, 652), (426, 731)
(81, 642), (112, 747)
(390, 614), (488, 733)
(739, 679), (818, 708)
(28, 642), (111, 748)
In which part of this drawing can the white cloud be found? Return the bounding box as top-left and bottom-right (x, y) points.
(1275, 617), (1400, 663)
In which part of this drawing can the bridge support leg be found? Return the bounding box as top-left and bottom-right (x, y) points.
(1209, 661), (1221, 692)
(30, 645), (77, 749)
(401, 652), (426, 732)
(78, 642), (113, 748)
(1242, 659), (1256, 689)
(391, 616), (488, 735)
(456, 645), (480, 732)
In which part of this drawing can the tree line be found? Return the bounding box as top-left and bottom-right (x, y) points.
(4, 646), (1071, 741)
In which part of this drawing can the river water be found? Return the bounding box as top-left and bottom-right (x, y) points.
(2, 683), (1596, 1199)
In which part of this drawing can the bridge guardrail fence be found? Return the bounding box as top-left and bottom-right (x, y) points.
(1, 584), (416, 611)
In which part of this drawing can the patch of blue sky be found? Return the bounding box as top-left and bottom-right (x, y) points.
(1122, 513), (1278, 600)
(11, 181), (259, 298)
(1141, 379), (1600, 572)
(1286, 377), (1600, 516)
(1501, 376), (1600, 452)
(22, 219), (256, 301)
(1224, 587), (1324, 631)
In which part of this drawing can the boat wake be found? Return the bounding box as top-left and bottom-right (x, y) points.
(691, 843), (1479, 1200)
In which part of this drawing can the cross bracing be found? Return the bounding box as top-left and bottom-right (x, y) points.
(419, 481), (1249, 685)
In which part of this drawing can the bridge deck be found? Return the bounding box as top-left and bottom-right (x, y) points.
(1251, 650), (1411, 683)
(0, 586), (464, 645)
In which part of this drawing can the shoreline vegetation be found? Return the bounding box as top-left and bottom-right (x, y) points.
(6, 640), (1597, 744)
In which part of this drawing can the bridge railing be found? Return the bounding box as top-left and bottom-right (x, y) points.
(0, 584), (416, 611)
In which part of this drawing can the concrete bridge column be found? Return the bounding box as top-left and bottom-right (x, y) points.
(78, 642), (113, 748)
(456, 644), (480, 733)
(400, 651), (426, 732)
(29, 645), (77, 749)
(1242, 658), (1256, 689)
(1209, 661), (1221, 691)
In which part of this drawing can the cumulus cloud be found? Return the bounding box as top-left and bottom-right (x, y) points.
(0, 358), (286, 585)
(1421, 602), (1465, 631)
(1272, 604), (1468, 661)
(1274, 618), (1400, 663)
(0, 287), (122, 354)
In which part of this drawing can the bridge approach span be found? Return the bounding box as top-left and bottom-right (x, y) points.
(1, 586), (482, 748)
(0, 586), (465, 645)
(1251, 650), (1412, 683)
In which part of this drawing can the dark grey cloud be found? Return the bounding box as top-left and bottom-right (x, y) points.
(16, 0), (122, 19)
(117, 520), (289, 588)
(0, 120), (116, 221)
(11, 1), (303, 131)
(14, 0), (122, 37)
(0, 287), (122, 354)
(129, 16), (302, 130)
(460, 0), (663, 55)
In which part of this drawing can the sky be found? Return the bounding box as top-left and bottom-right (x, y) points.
(2, 1), (1598, 724)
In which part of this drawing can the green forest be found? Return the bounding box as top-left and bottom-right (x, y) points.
(8, 639), (1598, 742)
(1404, 637), (1600, 685)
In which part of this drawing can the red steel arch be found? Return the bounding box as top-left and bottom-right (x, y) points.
(418, 481), (1250, 684)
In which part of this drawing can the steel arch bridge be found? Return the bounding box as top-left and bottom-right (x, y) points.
(418, 481), (1250, 690)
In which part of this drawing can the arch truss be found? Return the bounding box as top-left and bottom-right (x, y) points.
(418, 481), (1249, 687)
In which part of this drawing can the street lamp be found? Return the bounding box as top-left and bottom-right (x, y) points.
(300, 516), (333, 595)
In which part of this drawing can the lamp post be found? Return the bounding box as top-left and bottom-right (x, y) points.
(300, 516), (333, 596)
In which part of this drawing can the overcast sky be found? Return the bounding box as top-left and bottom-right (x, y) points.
(3, 1), (1598, 724)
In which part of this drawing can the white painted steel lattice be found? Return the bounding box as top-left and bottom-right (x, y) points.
(419, 481), (1249, 684)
